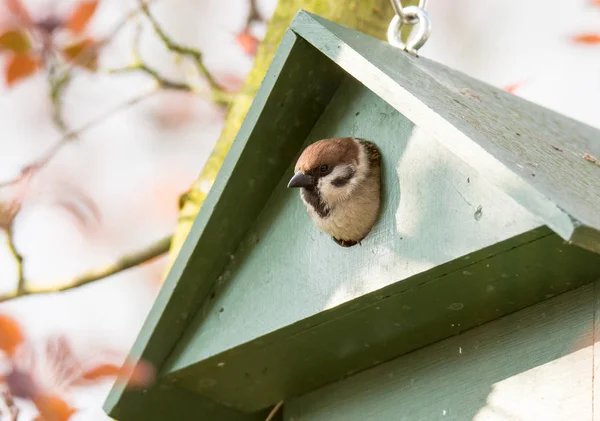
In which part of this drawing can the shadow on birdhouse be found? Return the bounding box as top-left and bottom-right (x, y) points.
(104, 10), (600, 421)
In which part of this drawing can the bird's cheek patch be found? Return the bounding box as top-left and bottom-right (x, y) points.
(331, 167), (356, 187)
(331, 177), (350, 187)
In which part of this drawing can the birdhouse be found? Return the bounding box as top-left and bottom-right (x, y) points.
(104, 10), (600, 421)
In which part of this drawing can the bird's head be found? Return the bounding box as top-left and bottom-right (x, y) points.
(287, 137), (368, 205)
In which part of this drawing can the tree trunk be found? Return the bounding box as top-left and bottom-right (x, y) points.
(167, 0), (394, 268)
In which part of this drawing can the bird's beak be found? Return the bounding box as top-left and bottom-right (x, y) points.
(287, 171), (314, 188)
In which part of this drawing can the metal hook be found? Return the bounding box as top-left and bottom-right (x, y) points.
(391, 0), (429, 15)
(388, 1), (431, 56)
(390, 0), (416, 24)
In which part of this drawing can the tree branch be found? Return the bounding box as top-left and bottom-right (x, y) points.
(61, 0), (159, 77)
(109, 63), (192, 91)
(45, 0), (160, 132)
(0, 89), (167, 304)
(41, 45), (72, 133)
(246, 0), (262, 29)
(127, 0), (233, 105)
(139, 1), (217, 86)
(0, 235), (172, 303)
(48, 70), (72, 132)
(0, 89), (157, 190)
(5, 229), (25, 296)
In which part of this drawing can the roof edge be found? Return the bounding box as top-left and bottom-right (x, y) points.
(289, 10), (600, 255)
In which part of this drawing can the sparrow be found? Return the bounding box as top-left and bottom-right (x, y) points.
(287, 137), (382, 247)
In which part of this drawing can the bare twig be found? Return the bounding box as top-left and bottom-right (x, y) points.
(45, 0), (159, 127)
(0, 235), (172, 303)
(0, 383), (19, 421)
(5, 229), (25, 296)
(265, 401), (283, 421)
(62, 88), (157, 141)
(139, 1), (217, 86)
(109, 63), (192, 91)
(0, 199), (22, 232)
(48, 69), (72, 133)
(0, 89), (157, 190)
(62, 0), (159, 77)
(40, 40), (74, 133)
(133, 0), (233, 105)
(246, 0), (262, 29)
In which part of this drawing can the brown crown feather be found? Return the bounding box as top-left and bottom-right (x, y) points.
(295, 137), (360, 173)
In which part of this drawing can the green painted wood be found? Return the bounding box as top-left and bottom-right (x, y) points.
(104, 31), (345, 419)
(290, 10), (600, 254)
(594, 281), (600, 420)
(159, 68), (600, 413)
(165, 75), (542, 376)
(107, 381), (267, 421)
(107, 11), (600, 419)
(165, 224), (600, 412)
(285, 280), (597, 421)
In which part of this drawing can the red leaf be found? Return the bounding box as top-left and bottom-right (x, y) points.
(126, 360), (155, 388)
(33, 394), (76, 421)
(571, 33), (600, 44)
(0, 313), (24, 355)
(78, 363), (120, 381)
(62, 37), (98, 70)
(65, 0), (99, 34)
(0, 29), (31, 53)
(4, 52), (42, 86)
(216, 73), (244, 93)
(5, 0), (33, 26)
(44, 335), (84, 389)
(504, 81), (524, 94)
(74, 359), (155, 389)
(235, 30), (259, 55)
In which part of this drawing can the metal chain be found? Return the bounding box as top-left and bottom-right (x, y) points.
(388, 0), (431, 56)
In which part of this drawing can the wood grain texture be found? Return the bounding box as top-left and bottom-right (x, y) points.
(162, 77), (600, 412)
(168, 0), (394, 272)
(594, 280), (600, 421)
(104, 32), (344, 420)
(107, 12), (600, 419)
(285, 281), (598, 421)
(165, 228), (600, 412)
(166, 77), (541, 373)
(107, 383), (267, 421)
(290, 11), (600, 253)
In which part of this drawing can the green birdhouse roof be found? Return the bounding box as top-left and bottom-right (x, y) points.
(295, 12), (600, 253)
(104, 10), (600, 421)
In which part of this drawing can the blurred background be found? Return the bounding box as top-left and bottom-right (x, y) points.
(0, 0), (598, 419)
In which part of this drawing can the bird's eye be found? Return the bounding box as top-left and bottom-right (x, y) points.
(319, 164), (329, 174)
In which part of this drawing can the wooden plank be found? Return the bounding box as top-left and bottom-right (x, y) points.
(165, 76), (541, 374)
(107, 12), (600, 418)
(285, 282), (597, 421)
(107, 381), (267, 421)
(290, 10), (600, 253)
(594, 280), (600, 421)
(169, 0), (394, 273)
(104, 31), (345, 419)
(165, 226), (600, 412)
(161, 77), (600, 413)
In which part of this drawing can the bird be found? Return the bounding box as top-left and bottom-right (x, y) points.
(287, 137), (382, 247)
